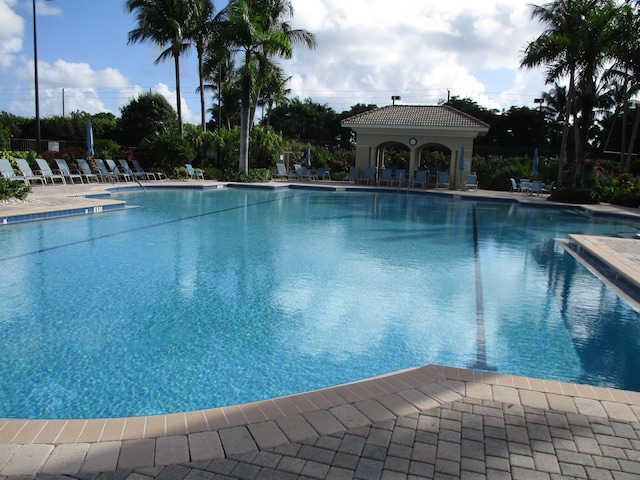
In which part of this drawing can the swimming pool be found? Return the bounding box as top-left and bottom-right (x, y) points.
(1, 188), (640, 419)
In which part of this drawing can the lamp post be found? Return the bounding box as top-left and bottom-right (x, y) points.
(534, 98), (544, 113)
(33, 0), (53, 153)
(391, 95), (401, 106)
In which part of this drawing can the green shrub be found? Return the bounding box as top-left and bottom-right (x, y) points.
(95, 139), (121, 160)
(173, 166), (189, 179)
(221, 168), (271, 183)
(548, 187), (599, 204)
(149, 133), (196, 171)
(203, 167), (222, 180)
(609, 192), (640, 208)
(0, 178), (31, 200)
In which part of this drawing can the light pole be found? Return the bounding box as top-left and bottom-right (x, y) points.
(534, 98), (544, 113)
(33, 0), (53, 153)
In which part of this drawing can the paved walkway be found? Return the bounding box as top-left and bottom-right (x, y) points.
(2, 182), (640, 479)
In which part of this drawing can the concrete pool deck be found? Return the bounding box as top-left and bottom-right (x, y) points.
(2, 180), (640, 478)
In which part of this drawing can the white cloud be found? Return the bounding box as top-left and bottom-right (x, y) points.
(15, 59), (129, 89)
(0, 0), (24, 70)
(285, 0), (549, 112)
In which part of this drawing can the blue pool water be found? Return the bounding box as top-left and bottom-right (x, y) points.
(1, 188), (640, 419)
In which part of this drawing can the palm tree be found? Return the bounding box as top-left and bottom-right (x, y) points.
(125, 0), (195, 138)
(223, 0), (316, 174)
(521, 0), (582, 186)
(603, 2), (640, 171)
(522, 0), (622, 187)
(256, 62), (291, 128)
(187, 0), (223, 132)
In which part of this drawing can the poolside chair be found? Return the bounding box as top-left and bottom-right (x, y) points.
(509, 178), (518, 192)
(427, 167), (438, 188)
(119, 159), (150, 181)
(541, 181), (555, 194)
(35, 158), (66, 185)
(185, 163), (205, 180)
(412, 169), (427, 189)
(345, 166), (359, 183)
(293, 164), (310, 180)
(436, 171), (449, 189)
(0, 159), (28, 184)
(377, 168), (393, 186)
(54, 158), (84, 184)
(391, 170), (406, 187)
(318, 167), (331, 180)
(93, 159), (118, 183)
(76, 159), (100, 183)
(519, 178), (531, 195)
(106, 159), (132, 182)
(15, 158), (45, 186)
(531, 180), (543, 196)
(465, 174), (478, 191)
(309, 167), (330, 181)
(275, 163), (289, 180)
(357, 167), (376, 185)
(133, 159), (165, 180)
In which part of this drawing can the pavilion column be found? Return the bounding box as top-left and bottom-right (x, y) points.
(369, 148), (377, 168)
(409, 148), (417, 178)
(448, 150), (456, 189)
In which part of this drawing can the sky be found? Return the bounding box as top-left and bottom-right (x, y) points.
(0, 0), (551, 124)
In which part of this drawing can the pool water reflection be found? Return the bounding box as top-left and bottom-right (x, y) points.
(0, 189), (639, 419)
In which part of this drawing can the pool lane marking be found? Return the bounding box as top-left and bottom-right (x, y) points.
(0, 192), (316, 263)
(469, 205), (497, 372)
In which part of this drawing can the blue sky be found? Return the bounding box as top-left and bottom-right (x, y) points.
(0, 0), (551, 124)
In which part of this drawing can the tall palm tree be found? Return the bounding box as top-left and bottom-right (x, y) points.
(187, 0), (222, 131)
(258, 63), (291, 128)
(522, 0), (622, 186)
(604, 2), (640, 171)
(223, 0), (316, 174)
(125, 0), (195, 137)
(521, 0), (582, 186)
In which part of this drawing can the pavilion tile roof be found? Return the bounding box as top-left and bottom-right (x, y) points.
(341, 105), (490, 130)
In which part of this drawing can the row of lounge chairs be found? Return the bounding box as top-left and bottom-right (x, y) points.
(344, 167), (477, 190)
(275, 164), (331, 181)
(0, 158), (166, 185)
(273, 164), (479, 190)
(510, 178), (553, 196)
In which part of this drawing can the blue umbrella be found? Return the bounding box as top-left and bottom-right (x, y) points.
(459, 145), (465, 171)
(306, 143), (311, 167)
(531, 148), (539, 177)
(86, 121), (94, 157)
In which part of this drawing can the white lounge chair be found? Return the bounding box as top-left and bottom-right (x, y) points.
(275, 163), (289, 180)
(76, 159), (100, 183)
(15, 158), (45, 186)
(35, 158), (66, 184)
(106, 159), (132, 181)
(93, 159), (118, 183)
(0, 159), (28, 184)
(133, 159), (164, 180)
(119, 159), (150, 181)
(54, 158), (84, 184)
